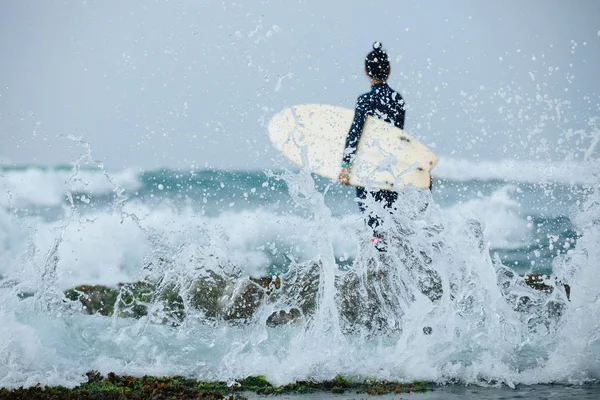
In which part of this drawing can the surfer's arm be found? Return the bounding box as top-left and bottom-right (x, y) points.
(341, 97), (368, 165)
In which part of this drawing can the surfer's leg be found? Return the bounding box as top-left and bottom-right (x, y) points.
(356, 186), (367, 213)
(373, 189), (399, 217)
(366, 189), (390, 251)
(366, 191), (383, 232)
(382, 190), (399, 212)
(355, 186), (380, 232)
(356, 188), (388, 251)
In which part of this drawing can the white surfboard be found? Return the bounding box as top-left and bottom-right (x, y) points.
(268, 104), (438, 190)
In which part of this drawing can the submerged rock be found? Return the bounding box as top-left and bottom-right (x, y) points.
(59, 220), (570, 332)
(524, 273), (571, 300)
(64, 281), (184, 322)
(61, 261), (569, 333)
(495, 265), (571, 333)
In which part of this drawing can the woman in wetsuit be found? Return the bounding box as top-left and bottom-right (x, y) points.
(338, 42), (406, 248)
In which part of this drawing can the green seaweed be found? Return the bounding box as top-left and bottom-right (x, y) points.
(0, 372), (434, 398)
(64, 285), (119, 316)
(157, 282), (186, 323)
(117, 281), (154, 318)
(237, 375), (272, 388)
(189, 271), (230, 318)
(0, 371), (247, 399)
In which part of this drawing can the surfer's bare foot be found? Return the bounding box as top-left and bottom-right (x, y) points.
(370, 234), (387, 252)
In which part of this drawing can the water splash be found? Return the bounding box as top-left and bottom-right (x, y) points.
(0, 152), (597, 388)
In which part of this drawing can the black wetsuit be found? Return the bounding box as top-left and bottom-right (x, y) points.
(342, 83), (406, 233)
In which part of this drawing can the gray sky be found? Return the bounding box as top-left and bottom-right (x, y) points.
(1, 0), (599, 170)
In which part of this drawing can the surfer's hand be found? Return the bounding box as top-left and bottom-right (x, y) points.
(338, 167), (350, 185)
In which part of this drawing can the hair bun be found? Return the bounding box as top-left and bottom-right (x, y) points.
(365, 41), (390, 81)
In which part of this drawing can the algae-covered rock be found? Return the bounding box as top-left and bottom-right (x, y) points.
(222, 276), (281, 321)
(117, 281), (154, 318)
(279, 261), (320, 317)
(188, 270), (231, 319)
(0, 370), (432, 398)
(65, 284), (119, 316)
(62, 258), (570, 333)
(338, 259), (411, 333)
(220, 266), (316, 325)
(222, 278), (266, 321)
(155, 282), (186, 323)
(496, 265), (571, 333)
(64, 280), (183, 321)
(266, 308), (302, 326)
(525, 273), (571, 300)
(337, 234), (444, 334)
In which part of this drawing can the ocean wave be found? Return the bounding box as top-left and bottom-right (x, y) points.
(0, 166), (141, 207)
(0, 190), (547, 291)
(433, 157), (598, 185)
(0, 203), (362, 289)
(1, 160), (594, 211)
(447, 184), (531, 250)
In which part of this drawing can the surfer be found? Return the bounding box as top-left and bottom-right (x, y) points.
(338, 42), (406, 249)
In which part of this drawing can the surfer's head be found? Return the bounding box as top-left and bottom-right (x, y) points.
(365, 41), (390, 83)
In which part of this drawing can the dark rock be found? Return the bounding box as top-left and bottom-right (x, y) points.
(266, 308), (302, 326)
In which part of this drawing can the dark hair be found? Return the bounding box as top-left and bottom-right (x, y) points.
(365, 41), (390, 81)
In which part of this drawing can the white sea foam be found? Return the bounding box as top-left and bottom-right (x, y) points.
(448, 185), (531, 249)
(538, 185), (600, 383)
(0, 202), (362, 289)
(0, 167), (141, 207)
(0, 185), (533, 292)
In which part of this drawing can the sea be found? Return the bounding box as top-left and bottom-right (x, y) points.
(0, 155), (599, 398)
